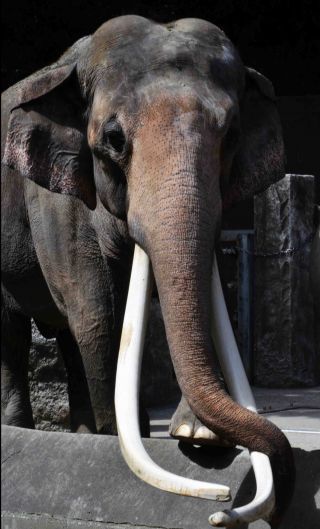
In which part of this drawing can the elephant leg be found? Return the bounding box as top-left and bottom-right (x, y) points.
(56, 329), (96, 434)
(71, 333), (150, 437)
(1, 287), (34, 428)
(169, 395), (232, 447)
(62, 251), (150, 437)
(69, 337), (118, 435)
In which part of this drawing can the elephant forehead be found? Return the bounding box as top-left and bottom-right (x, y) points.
(93, 15), (226, 37)
(86, 16), (243, 92)
(92, 15), (227, 45)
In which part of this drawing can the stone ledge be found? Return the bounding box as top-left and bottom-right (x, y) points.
(2, 426), (319, 529)
(1, 512), (162, 529)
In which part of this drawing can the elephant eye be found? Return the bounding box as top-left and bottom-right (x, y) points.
(103, 120), (126, 154)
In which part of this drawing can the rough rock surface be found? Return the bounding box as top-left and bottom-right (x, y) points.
(254, 174), (319, 386)
(29, 322), (69, 431)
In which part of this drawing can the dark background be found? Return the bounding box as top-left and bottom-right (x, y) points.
(2, 0), (320, 207)
(2, 0), (319, 94)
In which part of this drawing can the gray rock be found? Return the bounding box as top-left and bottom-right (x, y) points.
(254, 174), (319, 387)
(29, 322), (69, 431)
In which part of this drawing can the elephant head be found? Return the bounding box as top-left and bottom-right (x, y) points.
(3, 15), (294, 526)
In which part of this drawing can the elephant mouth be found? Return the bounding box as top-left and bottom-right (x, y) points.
(114, 244), (276, 527)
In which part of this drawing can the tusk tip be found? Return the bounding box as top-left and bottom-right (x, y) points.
(208, 510), (237, 527)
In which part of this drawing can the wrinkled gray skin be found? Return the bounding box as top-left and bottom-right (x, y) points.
(1, 16), (294, 525)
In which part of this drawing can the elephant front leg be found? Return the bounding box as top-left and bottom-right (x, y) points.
(69, 313), (150, 437)
(57, 329), (97, 434)
(169, 395), (232, 447)
(1, 288), (34, 429)
(72, 328), (119, 435)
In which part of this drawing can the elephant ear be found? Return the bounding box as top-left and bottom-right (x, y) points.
(2, 36), (96, 210)
(223, 67), (285, 210)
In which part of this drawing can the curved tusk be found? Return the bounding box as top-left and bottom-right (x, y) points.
(209, 253), (275, 526)
(115, 245), (231, 502)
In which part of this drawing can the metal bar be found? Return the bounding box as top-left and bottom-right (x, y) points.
(237, 233), (254, 381)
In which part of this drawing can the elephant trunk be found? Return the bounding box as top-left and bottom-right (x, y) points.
(127, 98), (295, 523)
(143, 187), (294, 525)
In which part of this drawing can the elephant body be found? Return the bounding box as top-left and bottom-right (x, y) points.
(1, 15), (294, 525)
(1, 164), (133, 433)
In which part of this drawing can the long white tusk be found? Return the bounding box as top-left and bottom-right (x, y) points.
(209, 252), (275, 527)
(115, 245), (231, 502)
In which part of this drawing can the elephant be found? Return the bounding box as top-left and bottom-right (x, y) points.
(1, 15), (294, 526)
